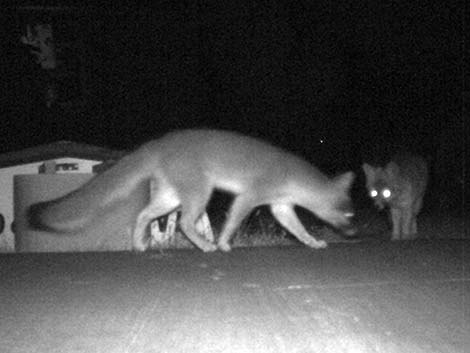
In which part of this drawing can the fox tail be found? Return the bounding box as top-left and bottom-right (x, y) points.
(27, 149), (153, 233)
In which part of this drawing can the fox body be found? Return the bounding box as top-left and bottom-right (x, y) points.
(28, 129), (356, 252)
(362, 154), (428, 240)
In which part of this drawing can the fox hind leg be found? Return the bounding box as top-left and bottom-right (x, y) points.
(178, 187), (217, 252)
(410, 216), (418, 236)
(132, 178), (181, 252)
(132, 201), (177, 252)
(271, 204), (327, 249)
(411, 197), (423, 236)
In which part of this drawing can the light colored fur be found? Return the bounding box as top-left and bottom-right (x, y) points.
(363, 154), (428, 240)
(30, 129), (356, 252)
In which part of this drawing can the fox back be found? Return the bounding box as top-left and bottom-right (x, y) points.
(362, 154), (428, 239)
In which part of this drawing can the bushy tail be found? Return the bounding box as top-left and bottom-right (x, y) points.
(27, 148), (153, 233)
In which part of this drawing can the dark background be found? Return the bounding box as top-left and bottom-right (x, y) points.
(2, 1), (469, 208)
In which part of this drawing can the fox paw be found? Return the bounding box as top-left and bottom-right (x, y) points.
(132, 243), (148, 252)
(132, 238), (150, 252)
(217, 241), (232, 252)
(201, 242), (218, 253)
(309, 239), (327, 249)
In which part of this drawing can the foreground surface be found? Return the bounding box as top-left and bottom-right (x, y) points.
(1, 241), (469, 353)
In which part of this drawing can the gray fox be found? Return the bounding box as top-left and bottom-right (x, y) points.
(362, 154), (428, 240)
(28, 129), (356, 252)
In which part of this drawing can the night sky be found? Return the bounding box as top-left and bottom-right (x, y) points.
(2, 2), (467, 178)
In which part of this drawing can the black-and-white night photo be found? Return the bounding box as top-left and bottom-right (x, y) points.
(1, 2), (469, 352)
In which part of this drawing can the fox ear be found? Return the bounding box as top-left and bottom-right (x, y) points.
(362, 163), (377, 182)
(385, 161), (400, 178)
(333, 171), (355, 190)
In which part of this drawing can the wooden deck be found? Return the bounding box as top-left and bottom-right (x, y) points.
(1, 240), (469, 353)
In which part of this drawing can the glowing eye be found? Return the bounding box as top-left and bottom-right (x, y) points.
(370, 190), (378, 198)
(382, 189), (391, 198)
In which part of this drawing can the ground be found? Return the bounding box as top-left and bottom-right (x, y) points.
(1, 240), (469, 353)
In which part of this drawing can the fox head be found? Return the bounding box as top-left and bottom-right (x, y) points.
(312, 171), (357, 236)
(362, 162), (401, 210)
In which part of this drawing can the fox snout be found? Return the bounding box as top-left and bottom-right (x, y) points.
(375, 201), (385, 210)
(339, 211), (357, 236)
(322, 207), (356, 236)
(341, 223), (357, 236)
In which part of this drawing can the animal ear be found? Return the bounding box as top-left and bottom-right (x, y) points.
(385, 161), (400, 179)
(333, 171), (355, 190)
(362, 163), (378, 182)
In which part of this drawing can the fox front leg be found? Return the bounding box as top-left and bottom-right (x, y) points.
(390, 208), (402, 240)
(271, 204), (327, 249)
